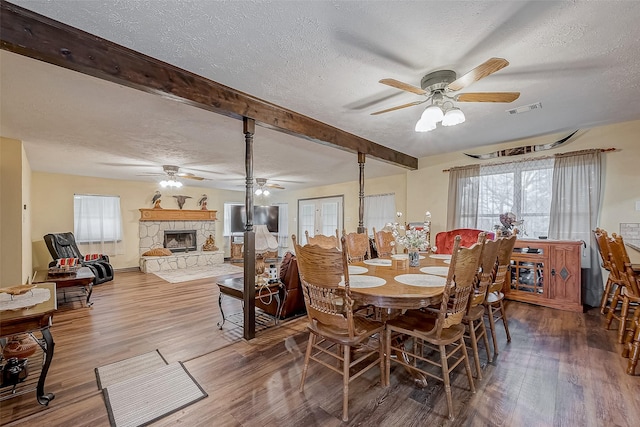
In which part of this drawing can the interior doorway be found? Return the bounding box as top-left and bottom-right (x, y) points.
(298, 196), (344, 244)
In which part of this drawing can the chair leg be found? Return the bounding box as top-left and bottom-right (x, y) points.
(467, 320), (482, 380)
(619, 297), (630, 344)
(480, 319), (493, 363)
(378, 331), (386, 387)
(460, 337), (476, 394)
(385, 327), (392, 387)
(439, 344), (455, 421)
(627, 327), (640, 375)
(600, 277), (613, 315)
(342, 343), (350, 422)
(299, 333), (314, 391)
(486, 304), (499, 359)
(499, 300), (512, 342)
(605, 287), (621, 329)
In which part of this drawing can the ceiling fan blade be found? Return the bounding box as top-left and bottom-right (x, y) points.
(177, 173), (207, 181)
(446, 58), (510, 92)
(265, 183), (285, 190)
(455, 92), (520, 103)
(379, 78), (427, 95)
(370, 100), (427, 115)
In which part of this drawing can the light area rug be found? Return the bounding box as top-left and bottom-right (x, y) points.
(95, 350), (167, 390)
(102, 361), (207, 427)
(153, 264), (243, 283)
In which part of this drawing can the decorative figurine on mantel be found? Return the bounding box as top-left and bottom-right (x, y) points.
(198, 194), (208, 210)
(202, 234), (218, 251)
(173, 195), (192, 209)
(151, 191), (162, 209)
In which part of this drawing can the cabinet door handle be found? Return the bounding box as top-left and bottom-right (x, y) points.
(551, 268), (556, 276)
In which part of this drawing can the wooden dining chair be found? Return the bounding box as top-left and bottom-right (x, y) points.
(342, 229), (370, 263)
(484, 234), (517, 360)
(594, 227), (618, 315)
(304, 229), (340, 249)
(385, 235), (484, 421)
(463, 235), (499, 380)
(292, 234), (385, 422)
(372, 227), (395, 257)
(604, 233), (640, 344)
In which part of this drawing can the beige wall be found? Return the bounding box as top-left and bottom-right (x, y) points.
(31, 172), (244, 270)
(22, 143), (32, 282)
(0, 137), (28, 285)
(269, 172), (407, 247)
(406, 120), (640, 263)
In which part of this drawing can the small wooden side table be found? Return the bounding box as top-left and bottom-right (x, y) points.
(0, 283), (57, 405)
(33, 267), (95, 306)
(216, 277), (284, 329)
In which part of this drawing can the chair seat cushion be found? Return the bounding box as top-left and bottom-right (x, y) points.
(464, 304), (485, 321)
(387, 310), (465, 345)
(309, 316), (384, 346)
(485, 291), (505, 304)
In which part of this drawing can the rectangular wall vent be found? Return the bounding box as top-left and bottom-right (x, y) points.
(507, 102), (543, 115)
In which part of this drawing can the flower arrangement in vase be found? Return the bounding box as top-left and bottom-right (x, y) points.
(388, 212), (432, 267)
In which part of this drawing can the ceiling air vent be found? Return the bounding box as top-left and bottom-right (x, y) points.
(507, 102), (542, 115)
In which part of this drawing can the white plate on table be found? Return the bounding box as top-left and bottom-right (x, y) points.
(429, 254), (452, 260)
(340, 275), (386, 288)
(364, 258), (392, 266)
(391, 254), (425, 260)
(348, 265), (368, 275)
(394, 274), (447, 288)
(419, 266), (450, 276)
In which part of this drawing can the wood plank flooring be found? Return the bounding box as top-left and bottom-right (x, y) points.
(1, 270), (639, 426)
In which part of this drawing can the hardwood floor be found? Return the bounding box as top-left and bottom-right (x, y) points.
(1, 270), (639, 426)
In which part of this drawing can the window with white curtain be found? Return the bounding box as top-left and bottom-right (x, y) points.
(74, 194), (123, 254)
(364, 193), (396, 234)
(476, 158), (554, 237)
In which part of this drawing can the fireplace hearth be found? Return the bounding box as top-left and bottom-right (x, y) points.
(164, 230), (197, 253)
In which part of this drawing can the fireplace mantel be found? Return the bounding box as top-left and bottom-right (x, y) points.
(139, 209), (217, 221)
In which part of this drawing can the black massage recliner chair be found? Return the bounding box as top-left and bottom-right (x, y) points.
(44, 232), (114, 285)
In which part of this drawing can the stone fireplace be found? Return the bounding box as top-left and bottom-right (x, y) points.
(164, 229), (197, 252)
(138, 209), (223, 272)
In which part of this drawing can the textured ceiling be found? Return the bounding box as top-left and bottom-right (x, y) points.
(2, 1), (640, 191)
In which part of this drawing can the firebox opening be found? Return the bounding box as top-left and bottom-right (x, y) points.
(164, 230), (197, 253)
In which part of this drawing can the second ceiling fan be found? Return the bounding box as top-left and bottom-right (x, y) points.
(372, 58), (520, 131)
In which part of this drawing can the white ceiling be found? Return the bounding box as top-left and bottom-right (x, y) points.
(2, 1), (640, 191)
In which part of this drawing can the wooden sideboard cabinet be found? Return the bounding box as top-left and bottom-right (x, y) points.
(505, 239), (583, 312)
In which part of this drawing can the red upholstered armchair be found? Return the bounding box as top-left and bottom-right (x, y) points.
(434, 228), (495, 254)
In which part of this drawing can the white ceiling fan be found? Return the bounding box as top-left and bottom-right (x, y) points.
(372, 58), (520, 131)
(255, 177), (285, 196)
(138, 165), (209, 187)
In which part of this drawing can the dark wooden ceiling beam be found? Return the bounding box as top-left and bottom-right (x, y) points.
(0, 1), (417, 170)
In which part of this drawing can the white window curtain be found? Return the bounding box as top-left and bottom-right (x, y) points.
(276, 203), (289, 250)
(364, 193), (396, 235)
(447, 165), (480, 229)
(74, 194), (124, 255)
(549, 149), (602, 307)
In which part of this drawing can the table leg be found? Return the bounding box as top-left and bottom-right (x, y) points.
(85, 283), (94, 306)
(36, 328), (55, 405)
(217, 293), (226, 329)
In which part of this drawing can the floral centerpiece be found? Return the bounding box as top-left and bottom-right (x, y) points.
(388, 212), (432, 266)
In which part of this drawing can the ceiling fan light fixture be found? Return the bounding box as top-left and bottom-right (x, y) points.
(255, 188), (263, 196)
(262, 189), (270, 196)
(414, 117), (437, 132)
(159, 178), (182, 188)
(421, 104), (444, 123)
(442, 107), (466, 126)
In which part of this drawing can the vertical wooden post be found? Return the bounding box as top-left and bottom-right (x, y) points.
(243, 117), (256, 340)
(357, 152), (366, 234)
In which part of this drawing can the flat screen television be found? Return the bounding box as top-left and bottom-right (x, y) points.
(229, 205), (279, 233)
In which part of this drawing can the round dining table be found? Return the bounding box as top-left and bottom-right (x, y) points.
(348, 253), (451, 310)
